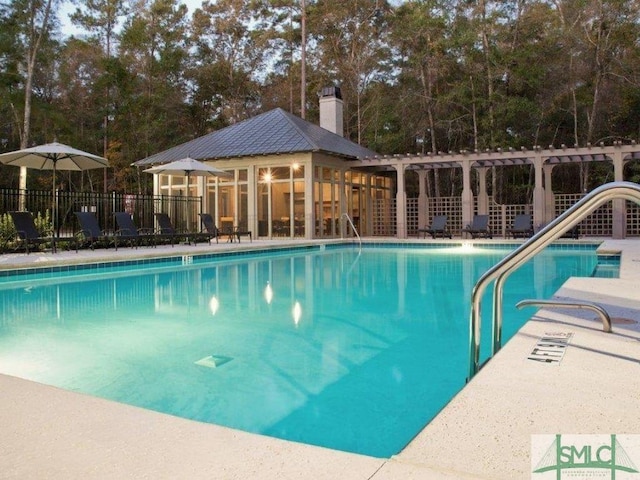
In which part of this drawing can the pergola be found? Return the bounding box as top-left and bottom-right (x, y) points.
(351, 143), (640, 239)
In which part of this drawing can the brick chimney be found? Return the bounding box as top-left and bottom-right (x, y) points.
(319, 86), (344, 137)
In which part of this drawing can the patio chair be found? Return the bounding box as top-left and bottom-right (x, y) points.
(507, 214), (534, 238)
(8, 211), (77, 254)
(536, 222), (580, 239)
(114, 212), (156, 248)
(561, 224), (580, 239)
(198, 213), (220, 244)
(218, 216), (252, 242)
(234, 222), (252, 242)
(417, 215), (452, 239)
(155, 212), (215, 245)
(153, 213), (186, 246)
(462, 215), (492, 239)
(75, 211), (116, 250)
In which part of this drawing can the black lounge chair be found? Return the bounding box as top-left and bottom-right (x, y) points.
(417, 215), (452, 239)
(507, 214), (534, 238)
(8, 211), (77, 254)
(462, 215), (492, 239)
(537, 222), (580, 239)
(153, 213), (185, 246)
(75, 211), (116, 250)
(233, 223), (252, 242)
(561, 224), (580, 239)
(218, 216), (252, 242)
(199, 213), (220, 243)
(155, 212), (215, 245)
(114, 212), (156, 248)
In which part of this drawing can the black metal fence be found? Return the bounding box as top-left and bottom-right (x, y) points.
(0, 189), (202, 236)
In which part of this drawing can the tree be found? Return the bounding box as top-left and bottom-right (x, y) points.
(70, 0), (129, 191)
(308, 0), (393, 145)
(117, 0), (191, 191)
(190, 0), (265, 127)
(7, 0), (59, 196)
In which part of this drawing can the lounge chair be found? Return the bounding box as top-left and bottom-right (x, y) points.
(114, 212), (156, 248)
(537, 222), (580, 239)
(462, 215), (492, 239)
(8, 211), (77, 254)
(507, 214), (534, 238)
(417, 215), (452, 239)
(199, 213), (220, 243)
(155, 212), (215, 245)
(233, 222), (252, 242)
(75, 211), (116, 250)
(219, 216), (252, 242)
(561, 225), (580, 239)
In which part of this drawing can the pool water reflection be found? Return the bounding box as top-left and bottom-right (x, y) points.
(0, 244), (598, 457)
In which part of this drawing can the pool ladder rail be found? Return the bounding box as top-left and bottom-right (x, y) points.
(516, 299), (612, 333)
(341, 213), (362, 251)
(468, 181), (640, 380)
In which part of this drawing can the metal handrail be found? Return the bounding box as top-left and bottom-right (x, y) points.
(341, 213), (362, 250)
(516, 299), (612, 333)
(468, 181), (640, 380)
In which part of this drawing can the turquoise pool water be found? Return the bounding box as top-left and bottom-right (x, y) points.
(0, 243), (600, 457)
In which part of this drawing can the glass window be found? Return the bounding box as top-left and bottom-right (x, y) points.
(292, 164), (304, 179)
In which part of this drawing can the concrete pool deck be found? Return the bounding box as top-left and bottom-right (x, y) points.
(1, 238), (639, 479)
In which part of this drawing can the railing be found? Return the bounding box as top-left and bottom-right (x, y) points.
(516, 299), (612, 333)
(0, 189), (202, 236)
(341, 213), (362, 250)
(468, 181), (640, 380)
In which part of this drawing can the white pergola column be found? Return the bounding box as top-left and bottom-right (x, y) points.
(304, 163), (313, 239)
(612, 151), (625, 239)
(476, 167), (489, 214)
(417, 169), (428, 229)
(394, 164), (407, 238)
(543, 164), (555, 223)
(339, 169), (348, 236)
(460, 160), (473, 228)
(365, 174), (373, 236)
(532, 155), (545, 229)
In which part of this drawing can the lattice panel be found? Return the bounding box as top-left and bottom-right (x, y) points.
(487, 198), (531, 237)
(373, 198), (397, 236)
(555, 194), (611, 236)
(406, 198), (419, 235)
(427, 196), (462, 235)
(374, 194), (640, 238)
(626, 201), (640, 236)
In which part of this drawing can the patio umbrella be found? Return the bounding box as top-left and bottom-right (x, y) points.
(142, 156), (232, 180)
(143, 157), (232, 228)
(0, 141), (109, 235)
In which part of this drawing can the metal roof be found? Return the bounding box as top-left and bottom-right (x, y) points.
(133, 108), (379, 166)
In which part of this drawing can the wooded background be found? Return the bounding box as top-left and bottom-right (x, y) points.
(1, 0), (639, 201)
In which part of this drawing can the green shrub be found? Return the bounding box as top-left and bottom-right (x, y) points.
(0, 213), (16, 240)
(33, 210), (53, 235)
(0, 211), (53, 251)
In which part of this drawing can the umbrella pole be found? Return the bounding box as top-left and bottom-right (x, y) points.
(52, 161), (57, 238)
(186, 171), (190, 231)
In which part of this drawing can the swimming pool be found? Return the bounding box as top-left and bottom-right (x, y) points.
(0, 243), (601, 458)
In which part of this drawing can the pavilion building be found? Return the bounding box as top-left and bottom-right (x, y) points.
(135, 88), (640, 239)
